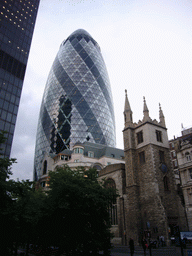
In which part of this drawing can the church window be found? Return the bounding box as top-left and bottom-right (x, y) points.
(93, 164), (102, 177)
(93, 164), (102, 171)
(159, 150), (165, 163)
(139, 151), (145, 164)
(104, 178), (118, 225)
(163, 176), (169, 191)
(43, 160), (47, 175)
(137, 131), (143, 144)
(156, 130), (162, 142)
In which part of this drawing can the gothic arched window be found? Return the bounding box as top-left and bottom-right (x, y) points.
(43, 160), (47, 175)
(104, 178), (118, 225)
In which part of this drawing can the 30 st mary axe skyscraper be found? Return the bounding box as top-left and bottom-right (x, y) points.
(0, 0), (40, 157)
(34, 29), (116, 180)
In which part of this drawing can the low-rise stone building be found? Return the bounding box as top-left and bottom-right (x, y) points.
(38, 141), (125, 189)
(98, 90), (188, 245)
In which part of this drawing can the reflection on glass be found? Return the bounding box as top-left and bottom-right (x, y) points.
(34, 29), (116, 180)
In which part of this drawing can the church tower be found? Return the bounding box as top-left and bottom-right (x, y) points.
(123, 90), (141, 243)
(123, 91), (187, 245)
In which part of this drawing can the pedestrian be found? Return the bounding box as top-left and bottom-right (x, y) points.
(141, 238), (147, 256)
(129, 238), (134, 256)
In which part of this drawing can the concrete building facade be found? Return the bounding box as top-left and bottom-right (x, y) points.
(38, 141), (125, 190)
(169, 127), (192, 230)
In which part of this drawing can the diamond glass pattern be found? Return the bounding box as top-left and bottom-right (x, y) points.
(34, 29), (116, 180)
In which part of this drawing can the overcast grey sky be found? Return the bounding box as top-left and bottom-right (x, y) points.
(10, 0), (192, 181)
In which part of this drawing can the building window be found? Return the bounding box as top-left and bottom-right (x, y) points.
(43, 160), (47, 175)
(74, 147), (84, 154)
(93, 164), (102, 171)
(189, 168), (192, 179)
(88, 151), (94, 158)
(186, 152), (191, 161)
(163, 176), (169, 191)
(74, 159), (79, 163)
(104, 178), (118, 225)
(159, 150), (165, 163)
(172, 151), (176, 158)
(61, 155), (69, 161)
(139, 151), (145, 164)
(137, 131), (143, 144)
(107, 162), (111, 165)
(173, 160), (178, 168)
(41, 181), (46, 187)
(156, 130), (162, 142)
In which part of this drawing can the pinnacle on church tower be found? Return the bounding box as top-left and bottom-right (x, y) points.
(124, 89), (133, 127)
(143, 96), (150, 122)
(159, 103), (166, 127)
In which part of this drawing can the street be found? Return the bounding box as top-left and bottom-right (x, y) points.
(17, 245), (191, 256)
(110, 246), (191, 256)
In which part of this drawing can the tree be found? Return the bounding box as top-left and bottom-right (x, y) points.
(0, 131), (47, 255)
(0, 131), (16, 210)
(7, 179), (47, 255)
(0, 131), (17, 255)
(46, 165), (117, 255)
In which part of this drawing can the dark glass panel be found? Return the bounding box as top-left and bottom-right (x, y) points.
(3, 101), (9, 111)
(78, 49), (88, 60)
(73, 42), (83, 53)
(84, 56), (94, 69)
(91, 65), (100, 78)
(76, 35), (82, 41)
(70, 38), (79, 47)
(4, 122), (11, 132)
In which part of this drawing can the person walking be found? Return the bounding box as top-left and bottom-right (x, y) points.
(141, 238), (147, 256)
(129, 238), (134, 256)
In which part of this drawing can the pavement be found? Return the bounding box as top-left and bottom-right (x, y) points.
(110, 244), (192, 256)
(14, 245), (192, 255)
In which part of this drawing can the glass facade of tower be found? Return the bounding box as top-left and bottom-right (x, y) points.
(0, 0), (40, 157)
(34, 29), (116, 180)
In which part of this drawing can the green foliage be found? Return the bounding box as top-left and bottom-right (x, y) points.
(0, 131), (16, 211)
(0, 135), (116, 256)
(0, 131), (16, 178)
(46, 165), (114, 255)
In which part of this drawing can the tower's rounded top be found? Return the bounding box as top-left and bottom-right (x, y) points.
(69, 29), (92, 38)
(61, 29), (99, 49)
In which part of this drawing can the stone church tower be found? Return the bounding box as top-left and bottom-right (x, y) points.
(123, 90), (187, 244)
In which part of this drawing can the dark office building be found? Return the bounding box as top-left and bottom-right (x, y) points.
(0, 0), (40, 157)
